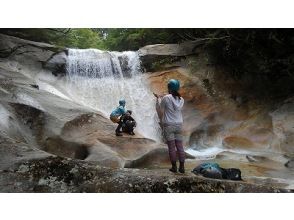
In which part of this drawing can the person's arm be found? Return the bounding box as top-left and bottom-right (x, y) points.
(155, 95), (166, 123)
(129, 116), (136, 126)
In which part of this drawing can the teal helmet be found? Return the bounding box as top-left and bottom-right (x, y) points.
(167, 79), (180, 92)
(119, 99), (126, 106)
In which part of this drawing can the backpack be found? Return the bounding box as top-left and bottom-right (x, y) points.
(221, 168), (242, 181)
(192, 162), (223, 179)
(192, 162), (242, 181)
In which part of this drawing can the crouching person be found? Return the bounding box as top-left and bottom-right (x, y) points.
(110, 99), (126, 136)
(121, 110), (136, 135)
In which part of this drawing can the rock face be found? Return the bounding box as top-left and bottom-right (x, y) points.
(138, 41), (202, 71)
(139, 41), (201, 57)
(270, 97), (294, 155)
(1, 156), (290, 193)
(146, 66), (294, 155)
(0, 33), (162, 171)
(146, 63), (294, 187)
(43, 50), (68, 76)
(0, 33), (58, 54)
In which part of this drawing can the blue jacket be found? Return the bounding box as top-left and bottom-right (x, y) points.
(110, 105), (126, 117)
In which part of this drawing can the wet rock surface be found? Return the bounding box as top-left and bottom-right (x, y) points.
(43, 50), (68, 76)
(0, 34), (162, 170)
(1, 156), (291, 193)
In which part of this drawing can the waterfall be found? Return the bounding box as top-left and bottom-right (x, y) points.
(66, 49), (161, 141)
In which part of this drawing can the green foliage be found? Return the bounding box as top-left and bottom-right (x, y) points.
(0, 28), (106, 50)
(55, 29), (105, 49)
(94, 28), (175, 51)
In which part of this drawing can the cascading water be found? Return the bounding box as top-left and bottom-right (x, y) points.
(66, 49), (161, 141)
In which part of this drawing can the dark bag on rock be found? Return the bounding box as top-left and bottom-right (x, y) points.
(192, 162), (223, 179)
(192, 162), (242, 181)
(221, 168), (242, 181)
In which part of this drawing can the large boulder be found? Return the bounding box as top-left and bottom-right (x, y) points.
(138, 41), (202, 71)
(146, 68), (218, 146)
(0, 33), (59, 62)
(270, 97), (294, 154)
(139, 41), (201, 57)
(146, 65), (294, 183)
(43, 50), (68, 76)
(124, 147), (195, 168)
(0, 33), (57, 53)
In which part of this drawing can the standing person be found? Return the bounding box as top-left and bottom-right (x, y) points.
(110, 99), (126, 136)
(155, 79), (185, 173)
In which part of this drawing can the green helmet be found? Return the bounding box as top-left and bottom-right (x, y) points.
(167, 79), (180, 92)
(119, 99), (126, 106)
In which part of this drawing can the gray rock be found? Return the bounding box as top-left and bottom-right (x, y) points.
(0, 156), (291, 193)
(285, 159), (294, 169)
(0, 33), (59, 62)
(0, 33), (56, 52)
(43, 50), (68, 76)
(138, 41), (201, 57)
(138, 41), (202, 70)
(270, 97), (294, 154)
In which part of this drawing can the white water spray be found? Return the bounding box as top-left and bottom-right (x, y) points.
(66, 49), (161, 141)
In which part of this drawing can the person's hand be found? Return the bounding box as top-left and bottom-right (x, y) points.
(153, 92), (159, 98)
(153, 93), (164, 98)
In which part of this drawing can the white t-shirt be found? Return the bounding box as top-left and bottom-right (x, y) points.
(158, 94), (184, 125)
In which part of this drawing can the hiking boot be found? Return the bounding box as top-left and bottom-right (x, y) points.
(169, 162), (177, 173)
(179, 162), (185, 174)
(115, 132), (123, 136)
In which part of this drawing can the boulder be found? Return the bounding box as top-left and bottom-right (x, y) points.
(223, 136), (256, 149)
(270, 97), (294, 154)
(43, 50), (68, 76)
(124, 147), (195, 168)
(138, 41), (201, 57)
(0, 156), (290, 192)
(138, 41), (202, 70)
(285, 159), (294, 169)
(0, 33), (56, 52)
(0, 33), (58, 62)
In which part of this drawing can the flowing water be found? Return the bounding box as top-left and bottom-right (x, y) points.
(65, 49), (161, 141)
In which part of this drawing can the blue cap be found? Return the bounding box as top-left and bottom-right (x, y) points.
(167, 79), (180, 92)
(119, 99), (126, 106)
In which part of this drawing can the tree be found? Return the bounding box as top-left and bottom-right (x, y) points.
(0, 28), (106, 50)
